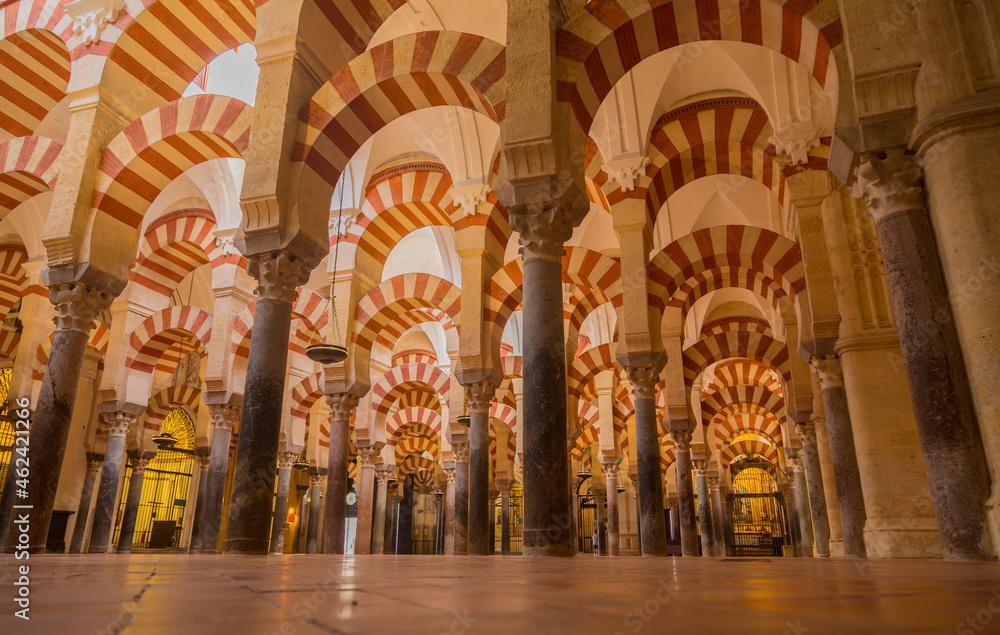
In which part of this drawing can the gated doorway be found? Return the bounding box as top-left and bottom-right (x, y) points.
(723, 456), (788, 557)
(493, 481), (523, 555)
(577, 476), (597, 553)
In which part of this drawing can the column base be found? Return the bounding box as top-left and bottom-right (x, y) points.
(864, 518), (943, 559)
(523, 543), (575, 558)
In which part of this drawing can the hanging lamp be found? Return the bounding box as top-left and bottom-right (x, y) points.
(456, 392), (471, 427)
(152, 431), (178, 449)
(307, 166), (352, 365)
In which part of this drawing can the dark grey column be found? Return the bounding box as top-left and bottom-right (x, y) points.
(395, 475), (414, 554)
(789, 454), (814, 557)
(68, 453), (102, 553)
(453, 443), (470, 554)
(500, 482), (511, 555)
(443, 466), (455, 554)
(626, 367), (668, 556)
(372, 468), (390, 554)
(857, 155), (993, 561)
(187, 449), (211, 553)
(693, 459), (715, 557)
(199, 406), (237, 554)
(708, 475), (726, 556)
(306, 468), (325, 554)
(593, 485), (607, 555)
(225, 250), (314, 554)
(601, 461), (621, 556)
(387, 483), (399, 553)
(323, 394), (358, 555)
(88, 415), (134, 553)
(269, 451), (297, 554)
(667, 496), (680, 542)
(811, 356), (867, 558)
(466, 383), (495, 556)
(2, 283), (114, 553)
(117, 453), (152, 553)
(796, 422), (830, 557)
(670, 429), (699, 557)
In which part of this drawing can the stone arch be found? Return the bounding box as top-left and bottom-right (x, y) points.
(682, 331), (790, 388)
(130, 209), (224, 298)
(720, 436), (779, 469)
(0, 136), (62, 215)
(715, 412), (784, 451)
(123, 306), (212, 406)
(0, 21), (71, 140)
(371, 362), (450, 418)
(703, 359), (784, 398)
(143, 384), (203, 434)
(386, 406), (442, 445)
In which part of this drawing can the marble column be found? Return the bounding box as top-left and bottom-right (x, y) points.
(386, 483), (399, 553)
(3, 283), (114, 553)
(268, 451), (298, 554)
(199, 405), (238, 554)
(435, 491), (445, 554)
(225, 250), (314, 554)
(708, 475), (726, 557)
(323, 393), (358, 555)
(512, 204), (577, 557)
(666, 495), (680, 542)
(813, 411), (845, 557)
(453, 443), (470, 555)
(353, 446), (379, 555)
(87, 414), (135, 554)
(293, 486), (308, 553)
(795, 424), (831, 557)
(592, 485), (607, 556)
(788, 453), (814, 557)
(117, 454), (152, 553)
(670, 430), (699, 557)
(68, 453), (103, 554)
(601, 460), (621, 556)
(692, 459), (715, 557)
(499, 481), (512, 555)
(443, 465), (456, 554)
(187, 449), (211, 553)
(782, 482), (802, 557)
(306, 469), (325, 554)
(466, 382), (496, 556)
(372, 467), (391, 554)
(395, 476), (414, 554)
(857, 155), (993, 560)
(626, 367), (668, 556)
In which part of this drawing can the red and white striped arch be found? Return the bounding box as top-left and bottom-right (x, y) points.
(578, 400), (600, 433)
(125, 306), (212, 375)
(0, 243), (27, 359)
(288, 372), (323, 431)
(702, 384), (785, 428)
(295, 31), (506, 194)
(556, 0), (834, 131)
(569, 343), (620, 402)
(720, 436), (779, 469)
(396, 435), (439, 464)
(398, 453), (436, 478)
(700, 316), (772, 339)
(501, 354), (522, 379)
(143, 384), (202, 433)
(715, 412), (784, 451)
(397, 388), (440, 411)
(386, 406), (442, 446)
(352, 273), (461, 353)
(0, 136), (61, 215)
(489, 402), (516, 431)
(0, 19), (70, 141)
(372, 363), (450, 417)
(683, 331), (790, 388)
(704, 359), (784, 397)
(392, 348), (438, 367)
(647, 225), (805, 316)
(131, 209), (228, 298)
(565, 288), (612, 351)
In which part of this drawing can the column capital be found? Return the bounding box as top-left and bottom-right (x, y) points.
(49, 282), (115, 334)
(452, 442), (470, 463)
(85, 456), (104, 473)
(601, 460), (621, 480)
(602, 155), (650, 192)
(707, 473), (721, 488)
(669, 429), (693, 451)
(786, 454), (805, 473)
(794, 422), (818, 447)
(442, 466), (456, 484)
(811, 355), (845, 390)
(854, 153), (926, 225)
(247, 249), (315, 304)
(497, 481), (512, 496)
(625, 366), (659, 399)
(209, 404), (241, 431)
(278, 451), (299, 470)
(375, 467), (393, 485)
(326, 392), (360, 422)
(463, 380), (497, 415)
(510, 202), (583, 262)
(691, 458), (709, 477)
(197, 454), (211, 470)
(357, 445), (379, 467)
(309, 473), (324, 487)
(105, 412), (136, 438)
(130, 456), (151, 474)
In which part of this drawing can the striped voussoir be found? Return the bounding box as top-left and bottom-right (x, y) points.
(398, 452), (436, 479)
(397, 388), (440, 411)
(660, 440), (676, 472)
(230, 288), (328, 359)
(0, 242), (26, 358)
(682, 330), (791, 388)
(701, 315), (772, 338)
(714, 412), (784, 451)
(565, 288), (609, 349)
(647, 225), (805, 315)
(720, 436), (778, 469)
(296, 31), (506, 191)
(572, 424), (600, 461)
(125, 305), (212, 376)
(372, 362), (450, 417)
(386, 406), (441, 446)
(703, 358), (784, 398)
(489, 402), (516, 430)
(569, 343), (619, 402)
(130, 209), (222, 298)
(396, 435), (439, 463)
(501, 354), (522, 379)
(319, 418), (359, 450)
(392, 348), (438, 367)
(0, 135), (61, 213)
(287, 371), (324, 433)
(701, 383), (785, 429)
(0, 24), (70, 140)
(103, 0), (255, 105)
(488, 432), (516, 466)
(352, 273), (461, 353)
(143, 384), (202, 433)
(555, 0), (835, 131)
(92, 94), (253, 232)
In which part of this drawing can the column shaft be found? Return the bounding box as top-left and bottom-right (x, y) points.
(323, 396), (356, 555)
(396, 477), (414, 554)
(87, 428), (129, 553)
(709, 482), (726, 557)
(199, 419), (234, 554)
(372, 471), (389, 554)
(444, 469), (456, 554)
(500, 487), (511, 555)
(632, 381), (667, 555)
(454, 446), (469, 555)
(68, 458), (101, 554)
(116, 457), (149, 554)
(792, 466), (814, 557)
(353, 456), (377, 555)
(468, 401), (493, 556)
(695, 472), (715, 557)
(187, 454), (211, 553)
(800, 438), (831, 557)
(269, 459), (294, 554)
(673, 437), (699, 556)
(603, 466), (620, 556)
(306, 476), (323, 554)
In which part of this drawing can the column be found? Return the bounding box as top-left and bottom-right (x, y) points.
(268, 451), (297, 554)
(692, 459), (715, 557)
(68, 454), (102, 554)
(512, 204), (578, 557)
(601, 460), (621, 556)
(708, 474), (726, 557)
(225, 250), (314, 554)
(443, 465), (456, 554)
(372, 467), (391, 554)
(795, 424), (831, 557)
(857, 154), (993, 560)
(626, 367), (668, 556)
(787, 453), (815, 557)
(813, 410), (845, 557)
(306, 468), (325, 554)
(666, 495), (680, 542)
(810, 356), (867, 558)
(187, 449), (211, 553)
(116, 454), (152, 554)
(293, 485), (308, 553)
(670, 430), (699, 557)
(2, 283), (114, 553)
(453, 443), (470, 555)
(199, 404), (238, 554)
(87, 413), (135, 553)
(593, 484), (607, 556)
(353, 446), (379, 555)
(782, 481), (802, 557)
(323, 393), (359, 555)
(466, 382), (496, 556)
(386, 482), (399, 553)
(395, 476), (414, 554)
(499, 481), (512, 555)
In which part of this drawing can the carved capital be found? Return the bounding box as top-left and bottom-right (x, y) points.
(452, 442), (470, 463)
(795, 423), (818, 447)
(669, 429), (693, 451)
(278, 451), (299, 471)
(65, 0), (125, 46)
(247, 249), (314, 304)
(811, 355), (845, 390)
(786, 454), (805, 473)
(601, 461), (620, 481)
(707, 473), (721, 488)
(602, 155), (650, 192)
(464, 380), (496, 415)
(376, 467), (393, 485)
(443, 467), (456, 484)
(197, 454), (211, 470)
(105, 412), (136, 438)
(691, 458), (709, 477)
(330, 207), (362, 238)
(130, 456), (150, 474)
(854, 154), (926, 225)
(309, 472), (325, 487)
(209, 404), (240, 431)
(625, 366), (659, 400)
(49, 283), (114, 334)
(326, 393), (359, 422)
(450, 184), (493, 218)
(769, 126), (823, 166)
(510, 202), (580, 262)
(86, 457), (104, 474)
(357, 445), (379, 467)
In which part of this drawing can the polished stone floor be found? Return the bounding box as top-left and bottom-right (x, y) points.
(1, 554), (999, 634)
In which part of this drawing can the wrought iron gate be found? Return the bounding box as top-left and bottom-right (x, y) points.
(724, 458), (787, 557)
(493, 482), (523, 555)
(577, 477), (596, 553)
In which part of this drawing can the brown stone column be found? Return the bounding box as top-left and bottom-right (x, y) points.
(787, 453), (814, 558)
(601, 460), (621, 556)
(511, 204), (578, 557)
(385, 481), (399, 553)
(372, 467), (391, 554)
(187, 449), (211, 553)
(452, 442), (470, 555)
(199, 404), (238, 554)
(305, 468), (325, 554)
(466, 382), (496, 556)
(324, 393), (358, 555)
(670, 430), (699, 557)
(626, 367), (668, 556)
(87, 414), (135, 554)
(708, 474), (726, 556)
(269, 451), (298, 554)
(811, 356), (867, 558)
(795, 424), (831, 557)
(857, 154), (993, 560)
(68, 454), (103, 554)
(692, 458), (715, 557)
(782, 481), (802, 557)
(353, 446), (378, 555)
(117, 453), (153, 553)
(225, 250), (313, 554)
(443, 465), (456, 554)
